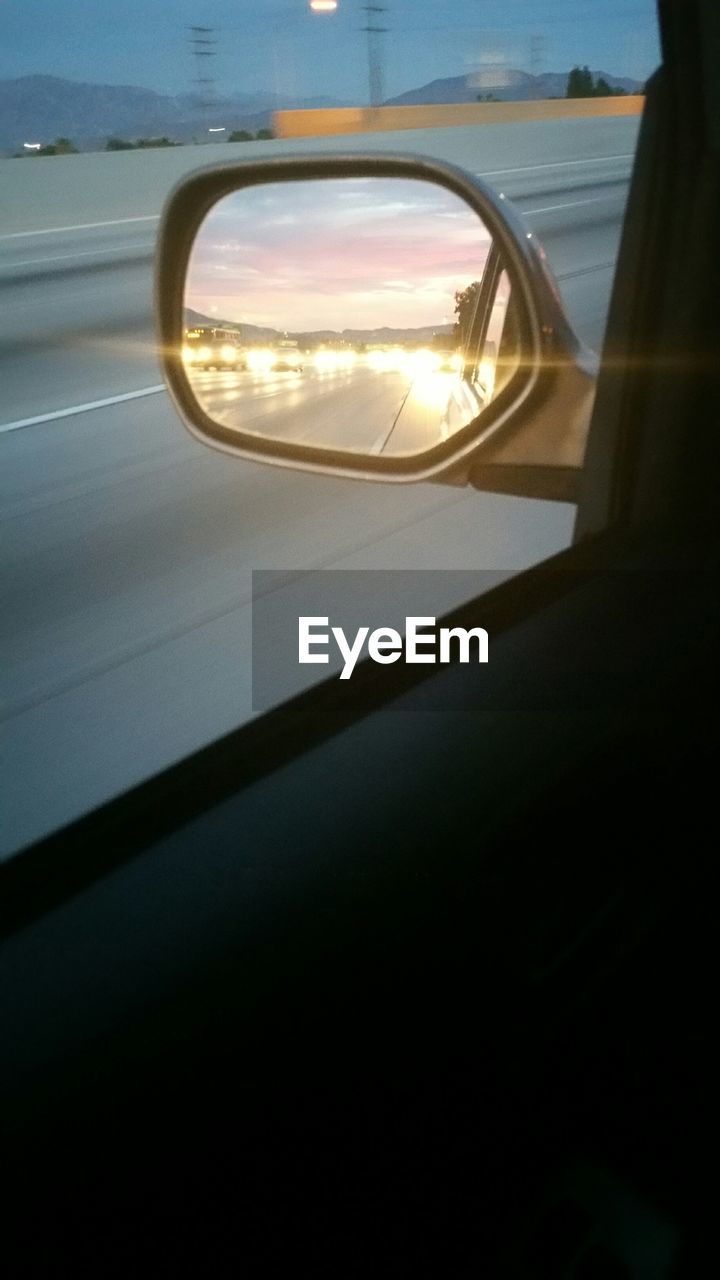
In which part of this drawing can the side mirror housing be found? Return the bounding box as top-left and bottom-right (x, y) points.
(156, 153), (597, 503)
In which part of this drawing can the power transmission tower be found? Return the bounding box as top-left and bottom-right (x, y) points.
(188, 26), (218, 139)
(529, 34), (545, 96)
(361, 5), (388, 109)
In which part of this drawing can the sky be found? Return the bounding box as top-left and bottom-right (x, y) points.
(0, 1), (661, 103)
(186, 177), (491, 331)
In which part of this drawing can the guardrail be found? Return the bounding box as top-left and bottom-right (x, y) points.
(274, 95), (644, 139)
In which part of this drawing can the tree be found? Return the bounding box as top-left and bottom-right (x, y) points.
(595, 76), (627, 97)
(135, 136), (178, 148)
(476, 92), (499, 103)
(566, 67), (629, 99)
(228, 130), (254, 142)
(566, 66), (595, 98)
(35, 138), (73, 155)
(453, 281), (482, 343)
(106, 137), (135, 151)
(33, 136), (79, 155)
(255, 128), (274, 140)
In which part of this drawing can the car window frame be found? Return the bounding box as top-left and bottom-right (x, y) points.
(8, 0), (719, 927)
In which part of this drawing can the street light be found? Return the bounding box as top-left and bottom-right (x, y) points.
(310, 2), (338, 11)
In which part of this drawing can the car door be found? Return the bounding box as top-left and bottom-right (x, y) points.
(441, 246), (520, 437)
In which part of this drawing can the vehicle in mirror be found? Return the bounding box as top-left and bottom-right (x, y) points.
(183, 325), (247, 372)
(158, 156), (598, 500)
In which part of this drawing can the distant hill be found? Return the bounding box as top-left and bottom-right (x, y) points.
(0, 75), (350, 154)
(184, 308), (452, 347)
(336, 325), (453, 344)
(385, 69), (641, 106)
(185, 310), (281, 343)
(0, 68), (643, 156)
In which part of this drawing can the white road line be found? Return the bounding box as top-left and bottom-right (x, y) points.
(0, 215), (160, 242)
(479, 153), (634, 178)
(524, 194), (616, 215)
(2, 243), (156, 270)
(0, 385), (166, 435)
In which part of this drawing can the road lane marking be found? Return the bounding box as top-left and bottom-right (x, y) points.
(523, 194), (618, 215)
(2, 243), (156, 270)
(479, 153), (634, 178)
(556, 260), (615, 281)
(0, 215), (160, 242)
(0, 385), (166, 434)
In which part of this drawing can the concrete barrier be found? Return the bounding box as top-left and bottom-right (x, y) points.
(1, 117), (640, 239)
(274, 96), (644, 139)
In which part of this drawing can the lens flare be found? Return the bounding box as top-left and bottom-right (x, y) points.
(248, 348), (275, 373)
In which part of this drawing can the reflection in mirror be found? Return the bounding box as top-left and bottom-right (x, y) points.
(183, 177), (516, 458)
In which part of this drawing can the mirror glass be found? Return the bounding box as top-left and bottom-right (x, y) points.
(183, 176), (520, 458)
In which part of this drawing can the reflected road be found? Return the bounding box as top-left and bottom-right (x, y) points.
(192, 362), (466, 455)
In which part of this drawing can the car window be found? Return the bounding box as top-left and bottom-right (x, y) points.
(468, 266), (518, 403)
(0, 0), (661, 856)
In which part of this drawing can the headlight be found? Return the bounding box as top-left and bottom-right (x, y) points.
(314, 350), (338, 371)
(409, 349), (441, 374)
(369, 349), (402, 372)
(182, 345), (194, 362)
(198, 346), (211, 362)
(248, 348), (274, 371)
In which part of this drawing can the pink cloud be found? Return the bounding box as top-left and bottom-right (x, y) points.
(186, 177), (492, 331)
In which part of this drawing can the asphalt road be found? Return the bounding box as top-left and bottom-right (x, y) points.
(1, 121), (637, 855)
(192, 362), (463, 455)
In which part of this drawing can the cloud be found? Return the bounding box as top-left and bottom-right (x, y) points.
(186, 177), (491, 330)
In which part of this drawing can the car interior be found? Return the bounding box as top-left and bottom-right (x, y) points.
(1, 2), (717, 1274)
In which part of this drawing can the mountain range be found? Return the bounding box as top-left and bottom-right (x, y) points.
(1, 69), (643, 156)
(384, 69), (641, 106)
(185, 308), (453, 347)
(0, 76), (347, 154)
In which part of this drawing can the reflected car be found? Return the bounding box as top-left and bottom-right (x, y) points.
(271, 341), (304, 373)
(430, 334), (465, 373)
(182, 327), (247, 371)
(246, 341), (305, 374)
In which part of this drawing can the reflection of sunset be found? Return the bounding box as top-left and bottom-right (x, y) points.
(186, 178), (490, 333)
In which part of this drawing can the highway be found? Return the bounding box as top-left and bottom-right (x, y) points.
(1, 118), (638, 855)
(192, 361), (463, 455)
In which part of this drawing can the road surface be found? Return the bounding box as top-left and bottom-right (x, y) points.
(191, 360), (465, 455)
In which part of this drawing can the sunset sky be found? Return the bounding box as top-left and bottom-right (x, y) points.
(185, 176), (492, 333)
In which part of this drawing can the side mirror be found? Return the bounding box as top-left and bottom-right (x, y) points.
(156, 154), (597, 502)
